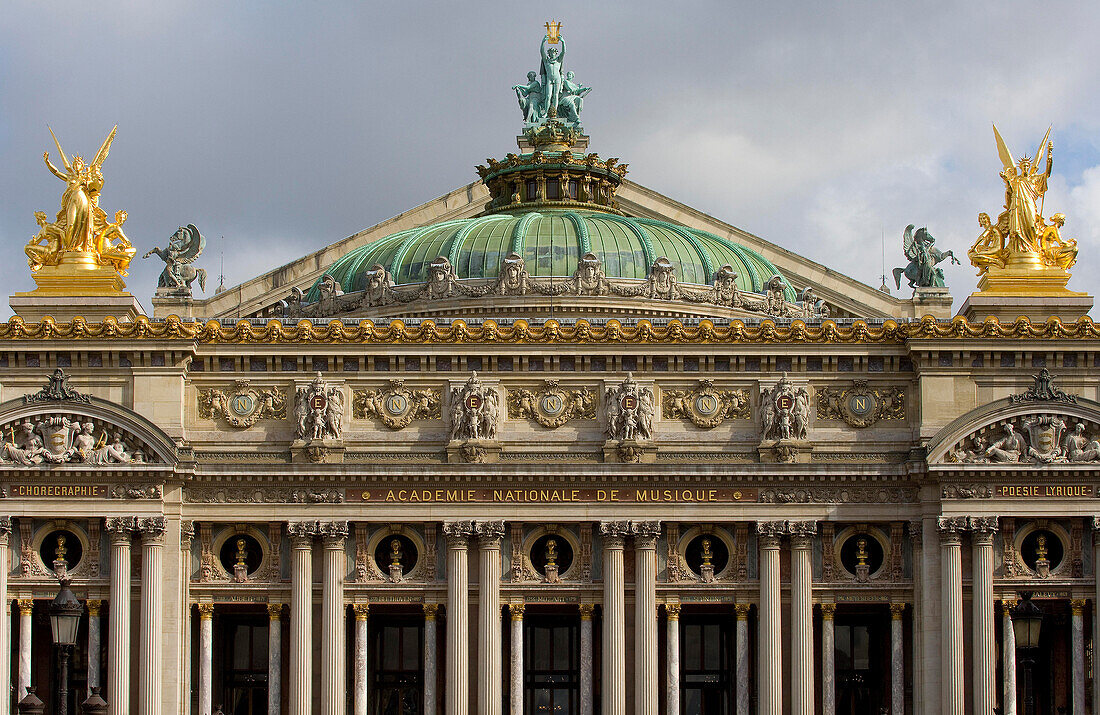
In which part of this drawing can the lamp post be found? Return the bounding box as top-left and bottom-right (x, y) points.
(1012, 592), (1044, 715)
(49, 574), (83, 715)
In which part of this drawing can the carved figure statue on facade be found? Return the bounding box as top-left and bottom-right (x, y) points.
(448, 372), (501, 462)
(605, 373), (654, 442)
(1063, 423), (1100, 462)
(143, 224), (207, 296)
(985, 423), (1026, 462)
(512, 26), (591, 129)
(293, 373), (344, 445)
(893, 224), (958, 291)
(760, 375), (810, 441)
(389, 538), (404, 582)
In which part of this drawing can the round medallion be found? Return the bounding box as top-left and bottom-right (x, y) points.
(694, 393), (720, 416)
(39, 529), (82, 572)
(530, 533), (574, 576)
(384, 394), (409, 417)
(620, 395), (638, 411)
(846, 392), (875, 417)
(685, 533), (729, 576)
(374, 533), (418, 575)
(540, 393), (565, 416)
(839, 533), (884, 576)
(776, 394), (794, 411)
(309, 394), (328, 411)
(464, 394), (483, 410)
(230, 393), (256, 417)
(219, 534), (263, 576)
(1020, 529), (1063, 572)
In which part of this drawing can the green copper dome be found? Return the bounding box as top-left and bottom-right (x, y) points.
(307, 210), (795, 302)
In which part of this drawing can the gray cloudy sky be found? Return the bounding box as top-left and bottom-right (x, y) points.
(4, 1), (1100, 316)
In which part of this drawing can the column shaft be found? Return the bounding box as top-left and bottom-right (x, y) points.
(890, 604), (905, 715)
(665, 605), (680, 715)
(0, 520), (10, 715)
(579, 605), (594, 715)
(757, 522), (783, 715)
(939, 518), (964, 715)
(444, 522), (472, 715)
(477, 522), (505, 715)
(268, 604), (283, 715)
(820, 604), (835, 715)
(1001, 600), (1016, 715)
(970, 518), (997, 715)
(353, 604), (369, 715)
(138, 518), (166, 715)
(1072, 599), (1086, 715)
(321, 522), (348, 715)
(424, 605), (439, 715)
(87, 600), (102, 698)
(634, 523), (660, 715)
(197, 604), (214, 715)
(735, 604), (750, 715)
(17, 599), (31, 703)
(288, 523), (315, 715)
(600, 523), (627, 715)
(509, 605), (524, 715)
(107, 518), (134, 715)
(789, 524), (815, 715)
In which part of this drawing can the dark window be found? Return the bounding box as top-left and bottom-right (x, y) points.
(151, 353), (165, 367)
(971, 355), (984, 367)
(807, 357), (822, 372)
(87, 353), (102, 368)
(525, 615), (579, 715)
(1064, 354), (1078, 368)
(250, 358), (267, 372)
(684, 357), (700, 372)
(343, 358), (359, 372)
(622, 356), (637, 372)
(546, 179), (560, 200)
(24, 353), (40, 368)
(653, 356), (669, 371)
(590, 356), (606, 371)
(467, 357), (483, 372)
(528, 358), (544, 371)
(938, 352), (953, 367)
(220, 358), (235, 372)
(1000, 354), (1015, 367)
(899, 357), (913, 372)
(775, 357), (791, 372)
(186, 357), (200, 371)
(498, 357), (513, 371)
(1031, 355), (1046, 368)
(56, 354), (71, 368)
(868, 357), (884, 372)
(745, 358), (760, 372)
(568, 180), (578, 198)
(681, 615), (733, 715)
(838, 357), (853, 371)
(280, 358), (296, 371)
(374, 357), (390, 371)
(222, 617), (268, 715)
(312, 357), (328, 372)
(435, 357), (452, 371)
(405, 357), (420, 371)
(526, 180), (537, 201)
(559, 356), (575, 371)
(715, 357), (731, 371)
(834, 610), (890, 715)
(372, 617), (423, 715)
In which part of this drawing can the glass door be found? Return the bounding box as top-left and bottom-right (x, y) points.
(222, 616), (269, 715)
(372, 617), (423, 715)
(680, 617), (732, 715)
(835, 610), (888, 715)
(524, 615), (579, 715)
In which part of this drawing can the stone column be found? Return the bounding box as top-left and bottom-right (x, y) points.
(938, 517), (966, 715)
(734, 604), (751, 715)
(890, 603), (905, 715)
(970, 516), (998, 715)
(0, 518), (10, 715)
(424, 604), (439, 715)
(509, 604), (524, 715)
(443, 521), (473, 715)
(197, 603), (214, 715)
(1095, 519), (1100, 715)
(138, 517), (166, 715)
(1001, 600), (1016, 715)
(353, 604), (370, 715)
(600, 522), (629, 715)
(788, 521), (815, 715)
(1072, 598), (1086, 715)
(757, 521), (784, 715)
(665, 604), (681, 715)
(288, 521), (317, 715)
(320, 521), (349, 715)
(17, 598), (32, 702)
(819, 603), (835, 715)
(476, 521), (506, 715)
(268, 604), (283, 715)
(87, 599), (102, 698)
(579, 604), (594, 715)
(907, 521), (923, 715)
(106, 516), (135, 715)
(633, 521), (661, 715)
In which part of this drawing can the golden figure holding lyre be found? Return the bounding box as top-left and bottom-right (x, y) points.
(24, 126), (136, 293)
(968, 124), (1081, 296)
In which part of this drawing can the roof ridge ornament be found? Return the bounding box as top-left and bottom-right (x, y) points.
(24, 369), (90, 404)
(1009, 368), (1077, 404)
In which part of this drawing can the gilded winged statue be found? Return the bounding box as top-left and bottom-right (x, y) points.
(968, 125), (1077, 274)
(143, 224), (207, 295)
(893, 224), (958, 290)
(25, 126), (135, 275)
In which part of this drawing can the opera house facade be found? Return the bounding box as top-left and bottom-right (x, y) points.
(2, 30), (1098, 715)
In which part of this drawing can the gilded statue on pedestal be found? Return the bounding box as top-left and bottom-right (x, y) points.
(24, 126), (136, 288)
(967, 125), (1079, 294)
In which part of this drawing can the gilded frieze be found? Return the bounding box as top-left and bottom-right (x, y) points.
(353, 380), (441, 429)
(506, 380), (595, 428)
(662, 379), (749, 428)
(197, 379), (287, 428)
(816, 380), (905, 428)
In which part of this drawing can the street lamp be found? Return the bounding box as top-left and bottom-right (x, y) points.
(49, 575), (83, 715)
(1012, 592), (1044, 715)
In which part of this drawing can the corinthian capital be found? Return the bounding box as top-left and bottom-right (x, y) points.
(442, 520), (474, 545)
(968, 516), (999, 535)
(756, 520), (785, 546)
(286, 521), (318, 545)
(787, 520), (818, 539)
(318, 521), (349, 546)
(137, 517), (166, 542)
(475, 520), (506, 545)
(599, 520), (631, 547)
(631, 520), (662, 547)
(937, 516), (967, 544)
(105, 516), (137, 538)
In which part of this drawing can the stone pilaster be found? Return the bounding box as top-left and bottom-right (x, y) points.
(907, 520), (923, 715)
(353, 604), (370, 715)
(1095, 519), (1100, 715)
(969, 516), (997, 715)
(509, 604), (525, 715)
(138, 517), (166, 715)
(890, 603), (905, 715)
(1000, 600), (1016, 715)
(600, 521), (630, 715)
(423, 604), (439, 715)
(756, 521), (784, 715)
(287, 521), (317, 715)
(105, 517), (135, 715)
(0, 517), (10, 715)
(443, 521), (473, 715)
(196, 603), (214, 715)
(17, 598), (31, 703)
(476, 521), (506, 715)
(665, 604), (681, 715)
(788, 521), (815, 715)
(267, 603), (283, 715)
(1072, 598), (1086, 715)
(633, 521), (661, 715)
(938, 516), (966, 715)
(820, 603), (836, 715)
(579, 604), (594, 715)
(320, 521), (349, 715)
(87, 599), (102, 698)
